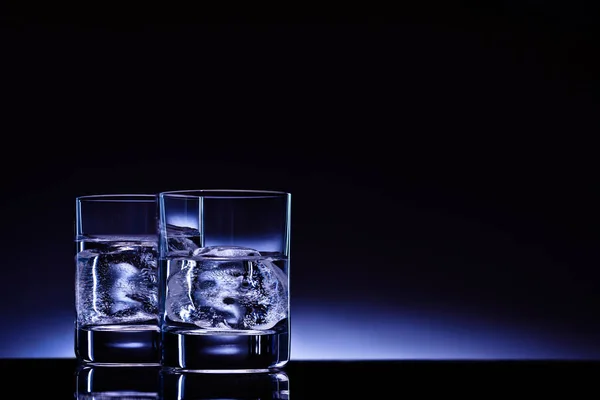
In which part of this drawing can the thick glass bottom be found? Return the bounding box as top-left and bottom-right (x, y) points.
(161, 326), (289, 372)
(75, 324), (161, 365)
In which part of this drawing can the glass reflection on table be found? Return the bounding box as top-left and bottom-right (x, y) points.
(75, 364), (160, 399)
(159, 368), (289, 400)
(75, 364), (289, 400)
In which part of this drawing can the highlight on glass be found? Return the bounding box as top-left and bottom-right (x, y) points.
(158, 189), (292, 372)
(74, 194), (160, 365)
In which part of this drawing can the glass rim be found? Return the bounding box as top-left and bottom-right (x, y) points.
(76, 194), (157, 202)
(159, 189), (291, 199)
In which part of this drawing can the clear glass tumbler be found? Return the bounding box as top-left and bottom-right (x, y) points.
(158, 190), (291, 372)
(75, 194), (160, 365)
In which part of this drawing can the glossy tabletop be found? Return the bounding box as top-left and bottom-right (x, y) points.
(1, 358), (599, 398)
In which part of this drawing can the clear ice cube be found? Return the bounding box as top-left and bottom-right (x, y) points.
(166, 225), (200, 255)
(192, 246), (261, 258)
(77, 243), (158, 325)
(166, 246), (287, 330)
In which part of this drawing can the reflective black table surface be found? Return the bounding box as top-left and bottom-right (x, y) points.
(1, 358), (599, 398)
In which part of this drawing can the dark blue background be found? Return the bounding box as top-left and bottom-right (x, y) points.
(1, 3), (599, 359)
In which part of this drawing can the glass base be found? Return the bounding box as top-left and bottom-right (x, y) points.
(161, 327), (289, 371)
(75, 324), (161, 365)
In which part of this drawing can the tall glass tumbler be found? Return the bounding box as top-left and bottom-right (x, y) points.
(158, 190), (291, 372)
(75, 194), (160, 365)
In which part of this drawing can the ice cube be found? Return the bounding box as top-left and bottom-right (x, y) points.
(165, 247), (287, 330)
(192, 245), (261, 258)
(166, 225), (201, 254)
(77, 242), (158, 325)
(109, 262), (141, 313)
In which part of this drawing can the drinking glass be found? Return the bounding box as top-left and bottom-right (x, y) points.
(75, 194), (160, 365)
(158, 190), (291, 372)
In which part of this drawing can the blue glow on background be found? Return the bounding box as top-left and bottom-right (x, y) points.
(0, 312), (75, 358)
(291, 303), (599, 360)
(1, 304), (598, 360)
